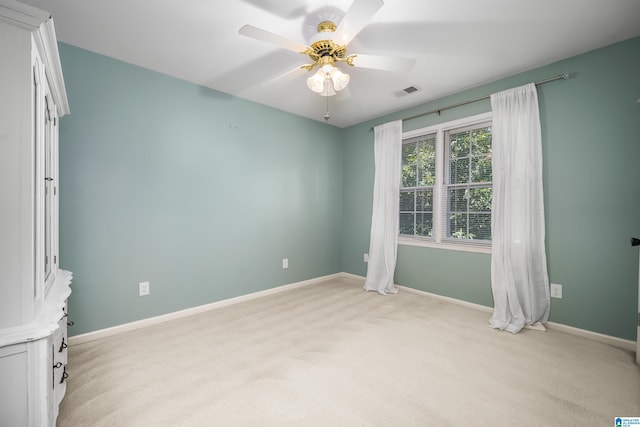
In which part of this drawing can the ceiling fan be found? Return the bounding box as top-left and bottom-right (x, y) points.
(239, 0), (416, 98)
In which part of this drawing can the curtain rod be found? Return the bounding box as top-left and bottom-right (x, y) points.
(369, 72), (570, 132)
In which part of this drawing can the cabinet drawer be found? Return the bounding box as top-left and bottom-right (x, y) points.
(55, 312), (68, 365)
(51, 314), (69, 408)
(51, 328), (66, 385)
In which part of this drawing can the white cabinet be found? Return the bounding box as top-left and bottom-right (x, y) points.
(0, 1), (72, 426)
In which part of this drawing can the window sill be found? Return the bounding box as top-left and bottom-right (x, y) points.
(398, 237), (492, 254)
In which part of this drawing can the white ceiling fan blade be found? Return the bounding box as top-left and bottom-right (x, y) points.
(260, 65), (308, 88)
(349, 54), (416, 72)
(332, 0), (384, 46)
(239, 25), (309, 53)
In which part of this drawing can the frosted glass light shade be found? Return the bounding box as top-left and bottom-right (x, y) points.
(322, 79), (336, 96)
(330, 67), (350, 91)
(306, 69), (326, 93)
(307, 65), (349, 96)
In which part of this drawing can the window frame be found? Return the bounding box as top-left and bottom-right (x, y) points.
(398, 112), (493, 254)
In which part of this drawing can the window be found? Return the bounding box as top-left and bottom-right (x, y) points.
(400, 133), (436, 237)
(399, 112), (493, 252)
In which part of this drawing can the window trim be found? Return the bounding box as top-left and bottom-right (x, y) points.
(399, 112), (493, 254)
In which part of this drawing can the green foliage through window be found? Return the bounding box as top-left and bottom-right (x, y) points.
(446, 124), (492, 241)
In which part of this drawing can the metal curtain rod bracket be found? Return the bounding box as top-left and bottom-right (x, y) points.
(368, 72), (570, 132)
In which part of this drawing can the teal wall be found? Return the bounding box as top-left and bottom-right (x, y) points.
(341, 36), (640, 340)
(58, 44), (344, 335)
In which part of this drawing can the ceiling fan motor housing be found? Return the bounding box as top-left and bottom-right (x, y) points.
(307, 21), (348, 65)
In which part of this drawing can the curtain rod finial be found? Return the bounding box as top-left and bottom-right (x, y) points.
(560, 72), (570, 80)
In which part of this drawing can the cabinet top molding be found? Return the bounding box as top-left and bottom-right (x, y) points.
(0, 0), (70, 115)
(0, 0), (50, 30)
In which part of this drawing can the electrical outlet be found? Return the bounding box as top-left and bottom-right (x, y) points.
(550, 283), (562, 299)
(139, 281), (150, 296)
(282, 258), (288, 269)
(364, 253), (369, 263)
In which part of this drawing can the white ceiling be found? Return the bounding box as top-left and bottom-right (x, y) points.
(19, 0), (640, 128)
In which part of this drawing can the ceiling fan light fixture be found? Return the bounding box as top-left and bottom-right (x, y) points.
(308, 57), (349, 95)
(307, 69), (326, 93)
(322, 79), (337, 97)
(330, 67), (350, 91)
(238, 0), (417, 112)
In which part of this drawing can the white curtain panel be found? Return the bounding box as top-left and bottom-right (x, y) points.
(364, 120), (402, 295)
(489, 83), (551, 333)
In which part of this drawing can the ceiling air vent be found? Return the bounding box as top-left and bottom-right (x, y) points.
(394, 85), (422, 97)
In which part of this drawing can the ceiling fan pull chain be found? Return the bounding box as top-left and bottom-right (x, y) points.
(324, 87), (330, 121)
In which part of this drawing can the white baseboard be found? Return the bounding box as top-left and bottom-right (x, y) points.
(339, 272), (367, 282)
(398, 284), (494, 314)
(69, 271), (636, 353)
(396, 281), (635, 352)
(68, 273), (343, 346)
(545, 321), (635, 352)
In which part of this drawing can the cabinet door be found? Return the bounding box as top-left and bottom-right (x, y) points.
(43, 92), (56, 292)
(34, 53), (59, 297)
(32, 47), (44, 306)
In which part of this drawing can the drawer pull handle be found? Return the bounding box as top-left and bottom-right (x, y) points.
(67, 320), (74, 327)
(59, 338), (67, 352)
(60, 368), (69, 384)
(53, 362), (63, 369)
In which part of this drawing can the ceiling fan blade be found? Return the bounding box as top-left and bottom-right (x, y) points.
(239, 25), (309, 53)
(331, 0), (384, 46)
(349, 54), (416, 72)
(260, 65), (308, 88)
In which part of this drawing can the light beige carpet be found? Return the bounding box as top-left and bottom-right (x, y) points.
(58, 275), (640, 426)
